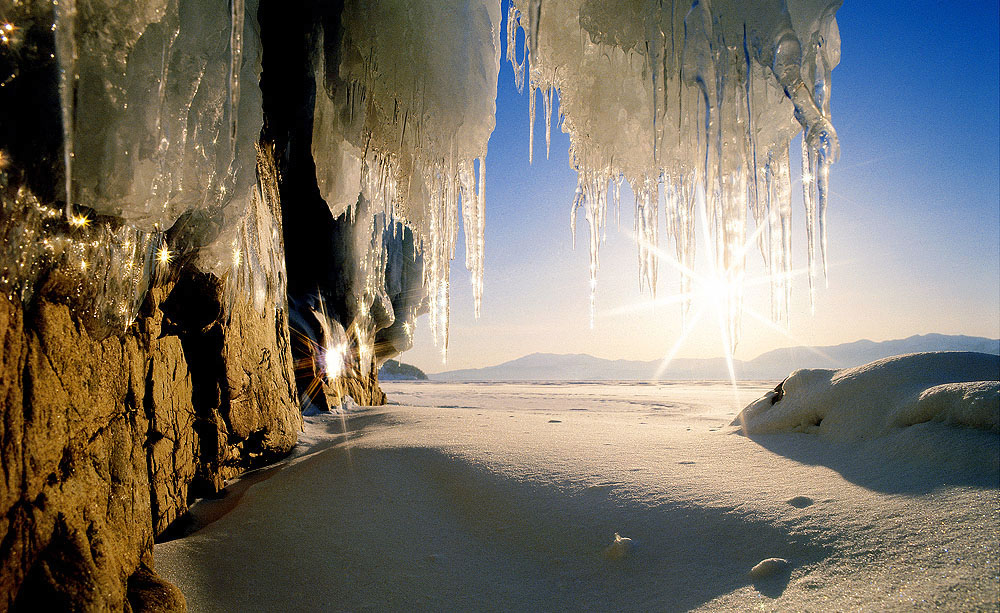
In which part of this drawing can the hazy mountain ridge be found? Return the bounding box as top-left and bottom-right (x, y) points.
(429, 334), (1000, 381)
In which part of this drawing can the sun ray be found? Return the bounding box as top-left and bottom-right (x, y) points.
(603, 290), (702, 317)
(628, 228), (710, 286)
(742, 307), (839, 364)
(714, 302), (742, 409)
(651, 304), (707, 381)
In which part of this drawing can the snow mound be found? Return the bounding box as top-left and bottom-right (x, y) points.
(734, 352), (1000, 440)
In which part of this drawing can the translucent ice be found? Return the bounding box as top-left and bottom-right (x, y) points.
(5, 0), (267, 328)
(5, 0), (843, 359)
(509, 0), (842, 347)
(311, 0), (502, 358)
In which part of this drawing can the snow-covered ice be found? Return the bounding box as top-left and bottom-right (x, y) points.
(155, 369), (999, 611)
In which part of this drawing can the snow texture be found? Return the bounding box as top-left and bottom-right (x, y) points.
(735, 352), (1000, 440)
(156, 380), (1000, 610)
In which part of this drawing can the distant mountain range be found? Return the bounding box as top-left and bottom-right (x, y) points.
(429, 334), (1000, 382)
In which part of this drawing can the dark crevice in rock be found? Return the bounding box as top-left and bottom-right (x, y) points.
(12, 514), (111, 611)
(161, 271), (229, 497)
(258, 0), (421, 410)
(143, 361), (162, 541)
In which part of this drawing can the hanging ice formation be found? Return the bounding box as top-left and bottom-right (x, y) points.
(2, 0), (839, 364)
(509, 0), (841, 348)
(0, 0), (273, 331)
(311, 0), (500, 360)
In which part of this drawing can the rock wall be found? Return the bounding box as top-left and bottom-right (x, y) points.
(0, 267), (300, 610)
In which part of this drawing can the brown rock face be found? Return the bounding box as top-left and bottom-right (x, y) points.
(0, 266), (301, 611)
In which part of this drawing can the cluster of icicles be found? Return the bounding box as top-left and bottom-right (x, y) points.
(310, 0), (501, 363)
(6, 0), (842, 365)
(355, 151), (486, 361)
(0, 0), (282, 331)
(507, 0), (841, 351)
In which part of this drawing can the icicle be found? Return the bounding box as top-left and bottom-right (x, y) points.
(507, 4), (525, 93)
(543, 86), (553, 159)
(528, 82), (536, 164)
(633, 177), (659, 296)
(816, 148), (831, 285)
(812, 51), (833, 286)
(228, 0), (244, 161)
(53, 0), (77, 218)
(525, 0), (542, 59)
(570, 183), (582, 249)
(507, 0), (842, 338)
(776, 148), (793, 323)
(460, 158), (486, 317)
(571, 170), (609, 329)
(613, 174), (622, 228)
(474, 156), (486, 315)
(801, 138), (817, 311)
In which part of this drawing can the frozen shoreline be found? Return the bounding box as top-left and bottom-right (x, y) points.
(155, 379), (999, 611)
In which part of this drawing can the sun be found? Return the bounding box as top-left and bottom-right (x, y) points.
(609, 189), (829, 396)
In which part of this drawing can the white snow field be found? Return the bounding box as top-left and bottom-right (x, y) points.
(156, 357), (999, 612)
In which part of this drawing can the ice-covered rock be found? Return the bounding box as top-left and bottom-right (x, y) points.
(734, 352), (1000, 440)
(310, 0), (501, 351)
(1, 0), (845, 363)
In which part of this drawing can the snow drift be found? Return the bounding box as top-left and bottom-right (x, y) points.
(734, 352), (1000, 440)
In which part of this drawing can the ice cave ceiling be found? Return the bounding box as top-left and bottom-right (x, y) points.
(0, 0), (841, 361)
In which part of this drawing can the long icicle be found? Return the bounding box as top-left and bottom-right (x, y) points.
(54, 0), (78, 218)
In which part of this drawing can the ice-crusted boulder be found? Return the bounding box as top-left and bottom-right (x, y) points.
(734, 352), (1000, 440)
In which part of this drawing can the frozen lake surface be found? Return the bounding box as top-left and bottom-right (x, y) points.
(156, 381), (999, 611)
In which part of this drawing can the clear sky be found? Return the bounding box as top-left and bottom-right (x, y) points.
(404, 0), (1000, 374)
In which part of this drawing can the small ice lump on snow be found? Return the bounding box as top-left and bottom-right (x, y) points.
(749, 557), (789, 580)
(603, 533), (632, 560)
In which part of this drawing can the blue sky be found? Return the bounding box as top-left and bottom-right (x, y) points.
(404, 0), (1000, 373)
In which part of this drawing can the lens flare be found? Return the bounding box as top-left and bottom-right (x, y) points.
(322, 343), (348, 379)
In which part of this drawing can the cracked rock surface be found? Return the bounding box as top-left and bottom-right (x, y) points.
(0, 269), (300, 611)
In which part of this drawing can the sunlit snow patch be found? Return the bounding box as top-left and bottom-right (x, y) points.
(734, 352), (1000, 441)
